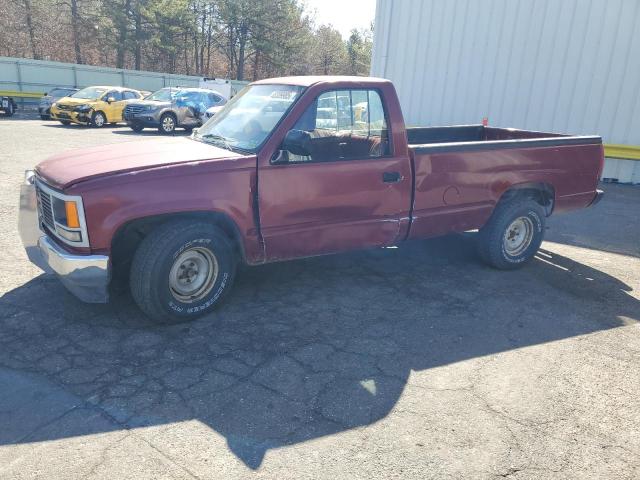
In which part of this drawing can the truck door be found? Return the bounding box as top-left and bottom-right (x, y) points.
(258, 88), (412, 261)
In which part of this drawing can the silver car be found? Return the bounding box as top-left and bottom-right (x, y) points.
(124, 87), (227, 134)
(38, 87), (79, 120)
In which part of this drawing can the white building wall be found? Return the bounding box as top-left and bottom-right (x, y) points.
(371, 0), (640, 183)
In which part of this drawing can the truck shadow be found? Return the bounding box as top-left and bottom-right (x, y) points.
(0, 234), (637, 469)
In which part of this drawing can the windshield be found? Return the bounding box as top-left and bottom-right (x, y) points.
(195, 84), (304, 153)
(71, 87), (107, 100)
(145, 88), (187, 102)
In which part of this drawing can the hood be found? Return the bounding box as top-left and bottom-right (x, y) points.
(56, 96), (100, 106)
(36, 137), (243, 189)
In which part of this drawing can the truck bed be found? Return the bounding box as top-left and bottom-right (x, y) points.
(405, 125), (604, 240)
(407, 125), (597, 151)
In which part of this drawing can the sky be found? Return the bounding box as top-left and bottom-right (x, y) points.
(304, 0), (377, 39)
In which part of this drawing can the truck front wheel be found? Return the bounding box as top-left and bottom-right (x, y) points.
(477, 198), (545, 270)
(129, 220), (236, 323)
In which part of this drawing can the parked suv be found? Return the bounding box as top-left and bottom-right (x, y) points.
(38, 87), (79, 120)
(0, 95), (17, 116)
(124, 87), (227, 134)
(50, 86), (145, 127)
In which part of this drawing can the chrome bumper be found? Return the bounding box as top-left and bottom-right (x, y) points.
(588, 188), (605, 207)
(18, 175), (110, 303)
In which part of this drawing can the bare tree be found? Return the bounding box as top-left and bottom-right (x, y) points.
(0, 0), (373, 80)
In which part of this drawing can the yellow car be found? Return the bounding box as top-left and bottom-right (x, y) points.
(50, 86), (145, 127)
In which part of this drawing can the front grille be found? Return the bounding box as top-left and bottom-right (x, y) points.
(36, 184), (55, 230)
(125, 104), (145, 116)
(56, 104), (73, 111)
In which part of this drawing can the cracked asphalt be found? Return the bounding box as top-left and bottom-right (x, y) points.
(1, 117), (639, 479)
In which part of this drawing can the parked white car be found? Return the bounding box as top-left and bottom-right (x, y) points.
(205, 104), (225, 119)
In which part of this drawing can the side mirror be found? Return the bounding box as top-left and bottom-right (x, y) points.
(271, 150), (289, 165)
(281, 129), (310, 156)
(107, 97), (116, 103)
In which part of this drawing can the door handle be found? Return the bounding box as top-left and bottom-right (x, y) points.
(383, 171), (403, 183)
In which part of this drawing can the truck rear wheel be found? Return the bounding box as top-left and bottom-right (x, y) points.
(477, 198), (545, 270)
(129, 220), (236, 323)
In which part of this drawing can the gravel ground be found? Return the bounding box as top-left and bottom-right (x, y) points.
(0, 117), (639, 479)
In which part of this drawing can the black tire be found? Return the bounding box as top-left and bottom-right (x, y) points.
(158, 112), (176, 134)
(40, 114), (49, 120)
(91, 111), (106, 128)
(130, 220), (236, 323)
(477, 198), (545, 270)
(5, 102), (14, 117)
(60, 120), (71, 125)
(130, 124), (144, 132)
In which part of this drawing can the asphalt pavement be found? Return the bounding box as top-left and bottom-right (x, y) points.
(0, 117), (639, 479)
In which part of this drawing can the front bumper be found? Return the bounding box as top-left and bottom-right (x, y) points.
(125, 111), (162, 127)
(18, 177), (110, 303)
(50, 108), (91, 124)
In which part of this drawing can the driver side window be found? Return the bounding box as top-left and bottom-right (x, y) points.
(284, 89), (390, 163)
(106, 91), (122, 102)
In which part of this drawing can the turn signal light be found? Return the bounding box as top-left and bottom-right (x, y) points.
(65, 201), (80, 228)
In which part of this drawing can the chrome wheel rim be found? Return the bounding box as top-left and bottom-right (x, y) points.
(169, 247), (218, 302)
(162, 116), (175, 132)
(94, 113), (105, 127)
(503, 216), (534, 256)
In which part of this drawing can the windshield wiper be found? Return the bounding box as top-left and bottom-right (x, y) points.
(200, 133), (233, 150)
(198, 133), (251, 154)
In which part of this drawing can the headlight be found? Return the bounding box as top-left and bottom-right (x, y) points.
(36, 180), (88, 247)
(52, 102), (57, 109)
(52, 197), (81, 228)
(74, 104), (91, 112)
(51, 197), (82, 242)
(55, 225), (82, 242)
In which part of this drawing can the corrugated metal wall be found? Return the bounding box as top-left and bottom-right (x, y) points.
(371, 0), (640, 183)
(0, 56), (247, 103)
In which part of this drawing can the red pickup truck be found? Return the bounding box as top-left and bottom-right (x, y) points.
(19, 76), (604, 323)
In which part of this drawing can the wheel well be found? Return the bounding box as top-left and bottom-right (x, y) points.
(111, 211), (245, 275)
(498, 182), (555, 216)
